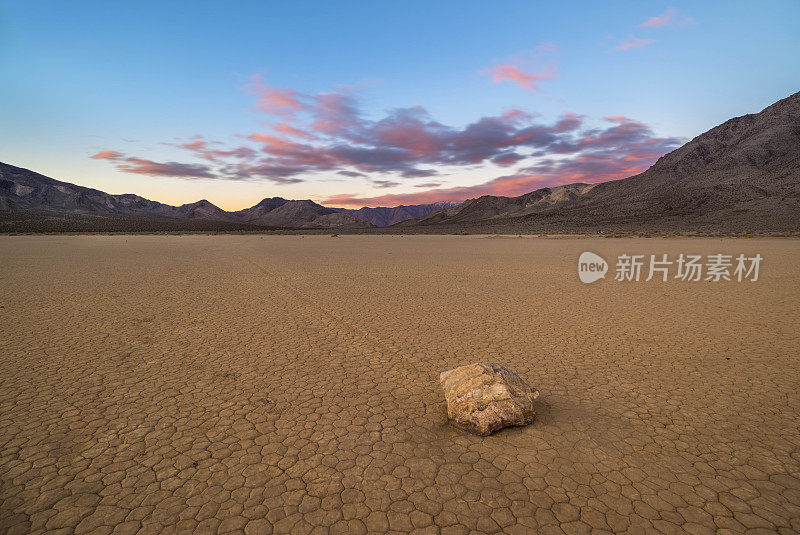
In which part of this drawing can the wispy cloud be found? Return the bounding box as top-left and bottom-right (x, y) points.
(615, 36), (657, 51)
(611, 7), (695, 53)
(481, 64), (558, 91)
(91, 151), (216, 179)
(480, 45), (559, 91)
(535, 42), (558, 53)
(370, 179), (401, 189)
(242, 75), (305, 117)
(272, 122), (318, 140)
(639, 7), (697, 28)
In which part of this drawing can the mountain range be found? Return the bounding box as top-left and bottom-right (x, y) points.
(0, 162), (462, 231)
(332, 202), (458, 227)
(402, 91), (800, 233)
(0, 163), (374, 231)
(1, 91), (798, 233)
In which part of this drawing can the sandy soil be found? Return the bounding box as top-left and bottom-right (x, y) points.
(1, 235), (798, 534)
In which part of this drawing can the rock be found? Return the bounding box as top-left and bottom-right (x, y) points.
(439, 363), (539, 436)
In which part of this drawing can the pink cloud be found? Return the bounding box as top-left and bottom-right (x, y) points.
(603, 115), (632, 123)
(272, 123), (318, 140)
(90, 150), (123, 160)
(639, 7), (697, 28)
(172, 138), (256, 161)
(481, 45), (558, 92)
(501, 108), (536, 123)
(204, 146), (257, 160)
(179, 140), (207, 151)
(491, 153), (527, 166)
(370, 106), (445, 156)
(243, 78), (365, 140)
(481, 64), (557, 91)
(554, 113), (584, 132)
(243, 75), (305, 117)
(309, 91), (362, 135)
(247, 133), (323, 161)
(615, 36), (657, 51)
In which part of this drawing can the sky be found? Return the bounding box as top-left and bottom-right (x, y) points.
(1, 1), (798, 210)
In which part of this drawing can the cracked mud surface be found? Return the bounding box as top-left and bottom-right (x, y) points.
(1, 235), (799, 534)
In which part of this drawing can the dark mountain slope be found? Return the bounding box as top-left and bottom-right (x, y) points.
(174, 199), (241, 222)
(234, 197), (370, 228)
(0, 162), (178, 217)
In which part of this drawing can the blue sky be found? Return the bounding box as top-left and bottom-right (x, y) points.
(1, 1), (798, 209)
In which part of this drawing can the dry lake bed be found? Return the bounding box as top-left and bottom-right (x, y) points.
(1, 235), (798, 534)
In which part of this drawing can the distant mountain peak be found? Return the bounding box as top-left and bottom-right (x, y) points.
(255, 196), (288, 205)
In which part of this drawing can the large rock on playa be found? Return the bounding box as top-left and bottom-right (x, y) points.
(439, 363), (539, 436)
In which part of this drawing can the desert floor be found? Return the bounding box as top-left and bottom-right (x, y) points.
(1, 235), (798, 535)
